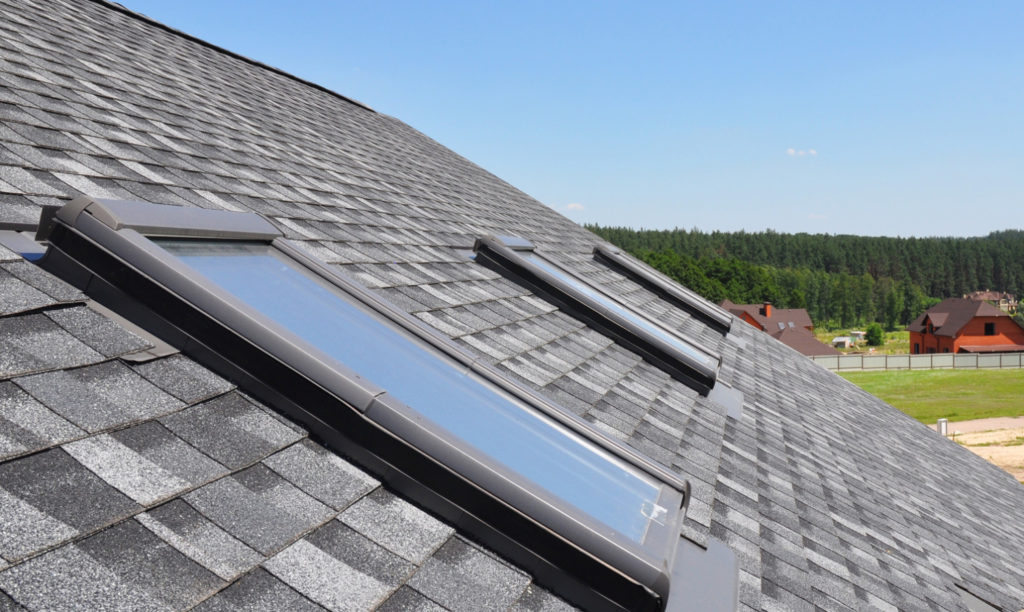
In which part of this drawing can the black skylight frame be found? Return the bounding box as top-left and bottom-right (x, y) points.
(473, 236), (727, 397)
(593, 244), (733, 334)
(38, 197), (698, 612)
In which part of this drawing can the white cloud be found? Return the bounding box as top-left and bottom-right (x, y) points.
(787, 147), (818, 157)
(808, 149), (818, 156)
(566, 203), (584, 211)
(786, 148), (796, 156)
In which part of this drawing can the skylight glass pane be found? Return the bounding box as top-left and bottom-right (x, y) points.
(159, 240), (662, 541)
(524, 253), (718, 369)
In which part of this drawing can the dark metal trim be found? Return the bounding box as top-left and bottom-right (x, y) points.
(593, 244), (733, 333)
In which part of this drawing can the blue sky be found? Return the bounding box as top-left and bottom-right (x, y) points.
(121, 1), (1024, 237)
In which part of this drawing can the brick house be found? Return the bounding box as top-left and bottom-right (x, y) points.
(908, 297), (1024, 354)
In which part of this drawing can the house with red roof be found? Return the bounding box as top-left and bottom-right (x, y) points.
(908, 297), (1024, 354)
(719, 301), (840, 356)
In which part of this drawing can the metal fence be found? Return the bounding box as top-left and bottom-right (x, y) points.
(811, 352), (1024, 371)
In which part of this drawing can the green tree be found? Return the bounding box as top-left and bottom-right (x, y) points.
(865, 323), (884, 346)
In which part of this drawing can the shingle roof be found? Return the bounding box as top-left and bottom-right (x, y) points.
(907, 297), (1010, 337)
(767, 327), (841, 357)
(720, 300), (815, 332)
(2, 1), (1024, 610)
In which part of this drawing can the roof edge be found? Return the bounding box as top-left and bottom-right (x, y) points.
(96, 0), (376, 113)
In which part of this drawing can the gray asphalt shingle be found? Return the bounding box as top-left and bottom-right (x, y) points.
(193, 568), (325, 612)
(184, 464), (333, 556)
(63, 420), (226, 505)
(131, 354), (234, 404)
(407, 538), (531, 612)
(0, 268), (51, 315)
(137, 499), (262, 581)
(0, 313), (102, 379)
(264, 522), (415, 611)
(0, 520), (222, 611)
(0, 448), (139, 560)
(262, 439), (379, 511)
(339, 488), (453, 565)
(160, 392), (303, 470)
(15, 360), (184, 432)
(43, 305), (151, 358)
(0, 381), (82, 460)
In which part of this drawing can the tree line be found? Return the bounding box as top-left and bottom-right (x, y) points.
(587, 226), (1024, 330)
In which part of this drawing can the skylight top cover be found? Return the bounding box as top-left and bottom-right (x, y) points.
(158, 240), (665, 542)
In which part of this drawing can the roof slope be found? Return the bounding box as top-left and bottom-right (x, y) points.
(1, 1), (1024, 610)
(908, 297), (1010, 337)
(768, 326), (841, 357)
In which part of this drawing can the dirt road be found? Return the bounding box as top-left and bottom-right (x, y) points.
(930, 417), (1024, 482)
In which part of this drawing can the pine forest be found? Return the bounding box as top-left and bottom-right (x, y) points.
(586, 226), (1024, 330)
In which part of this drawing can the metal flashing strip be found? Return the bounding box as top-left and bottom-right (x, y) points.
(0, 230), (46, 261)
(38, 198), (695, 612)
(667, 537), (738, 612)
(85, 300), (179, 362)
(494, 235), (536, 251)
(473, 235), (721, 397)
(593, 244), (733, 334)
(708, 383), (744, 420)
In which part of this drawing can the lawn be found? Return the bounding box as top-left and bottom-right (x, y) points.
(840, 369), (1024, 424)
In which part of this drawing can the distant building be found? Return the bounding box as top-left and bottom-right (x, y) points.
(720, 301), (841, 356)
(832, 336), (854, 349)
(963, 290), (1018, 313)
(908, 297), (1024, 354)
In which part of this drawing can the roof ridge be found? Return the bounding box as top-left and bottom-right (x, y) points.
(93, 0), (376, 114)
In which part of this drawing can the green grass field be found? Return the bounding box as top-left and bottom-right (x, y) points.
(840, 369), (1024, 424)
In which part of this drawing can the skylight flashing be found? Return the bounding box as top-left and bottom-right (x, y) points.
(56, 195), (281, 240)
(0, 230), (46, 261)
(39, 197), (696, 612)
(494, 234), (536, 251)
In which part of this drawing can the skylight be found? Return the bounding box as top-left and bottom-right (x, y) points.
(158, 239), (663, 541)
(592, 244), (732, 333)
(523, 250), (718, 371)
(38, 197), (697, 612)
(473, 236), (743, 413)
